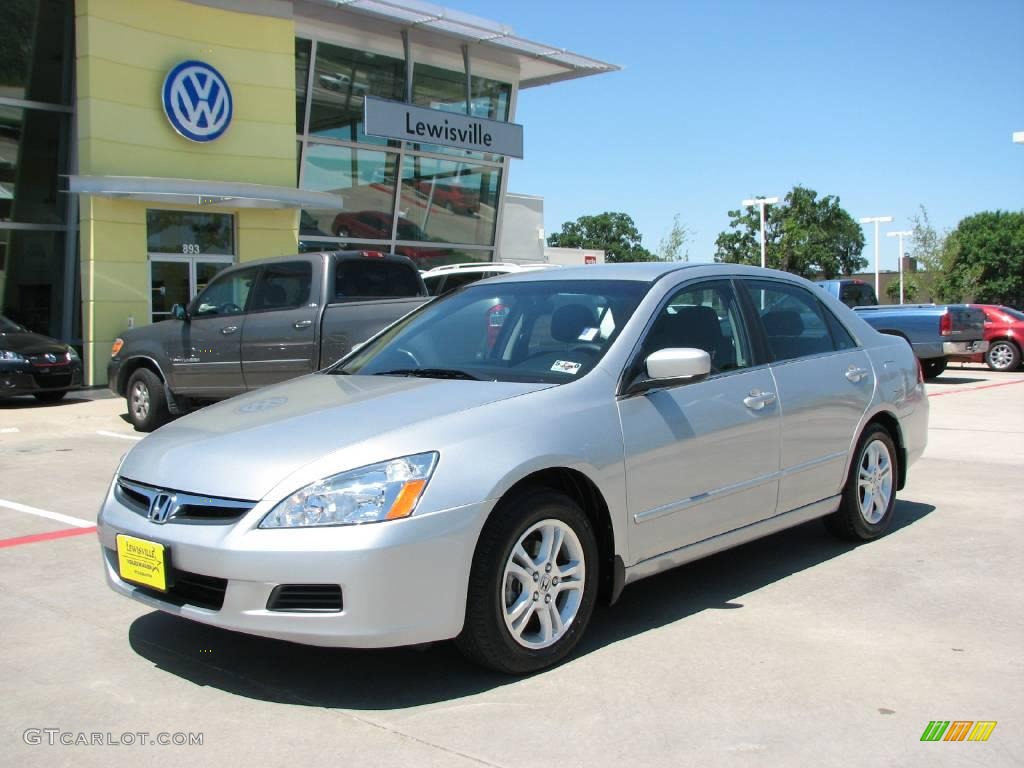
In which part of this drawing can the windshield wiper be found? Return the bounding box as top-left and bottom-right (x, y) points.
(374, 368), (479, 380)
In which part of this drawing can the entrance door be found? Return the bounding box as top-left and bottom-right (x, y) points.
(150, 256), (234, 323)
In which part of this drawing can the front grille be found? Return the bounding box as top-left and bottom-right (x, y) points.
(135, 570), (228, 611)
(34, 373), (72, 388)
(115, 478), (254, 524)
(267, 584), (343, 612)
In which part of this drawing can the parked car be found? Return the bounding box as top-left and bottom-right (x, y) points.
(0, 313), (83, 402)
(421, 261), (560, 296)
(414, 180), (480, 215)
(108, 250), (429, 431)
(945, 304), (1024, 371)
(98, 264), (927, 674)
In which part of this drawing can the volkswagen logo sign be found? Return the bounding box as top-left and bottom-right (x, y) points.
(162, 60), (233, 143)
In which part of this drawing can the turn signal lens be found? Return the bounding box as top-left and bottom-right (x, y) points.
(111, 338), (124, 357)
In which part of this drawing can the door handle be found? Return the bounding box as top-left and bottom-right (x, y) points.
(845, 366), (870, 382)
(743, 390), (776, 410)
(293, 320), (313, 329)
(220, 325), (239, 335)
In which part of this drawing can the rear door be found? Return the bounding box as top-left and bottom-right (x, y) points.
(172, 265), (259, 396)
(741, 279), (874, 513)
(240, 259), (319, 389)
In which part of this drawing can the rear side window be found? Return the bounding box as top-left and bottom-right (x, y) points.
(250, 261), (312, 312)
(334, 261), (423, 300)
(839, 282), (876, 307)
(744, 280), (844, 362)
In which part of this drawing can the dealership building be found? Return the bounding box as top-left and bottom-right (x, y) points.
(0, 0), (615, 384)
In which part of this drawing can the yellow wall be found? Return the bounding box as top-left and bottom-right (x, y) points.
(76, 0), (299, 384)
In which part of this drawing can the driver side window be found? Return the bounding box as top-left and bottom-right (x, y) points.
(193, 267), (259, 317)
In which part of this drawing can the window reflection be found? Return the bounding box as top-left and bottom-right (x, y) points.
(0, 0), (74, 105)
(0, 106), (69, 224)
(308, 41), (405, 145)
(301, 144), (398, 238)
(395, 245), (491, 271)
(398, 156), (499, 246)
(295, 38), (311, 132)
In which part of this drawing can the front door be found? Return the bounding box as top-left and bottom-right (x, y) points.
(618, 279), (782, 564)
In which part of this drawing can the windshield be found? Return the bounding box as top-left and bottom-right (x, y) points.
(999, 306), (1024, 322)
(0, 314), (25, 332)
(336, 279), (649, 384)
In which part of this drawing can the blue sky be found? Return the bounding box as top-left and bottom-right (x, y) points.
(445, 0), (1023, 270)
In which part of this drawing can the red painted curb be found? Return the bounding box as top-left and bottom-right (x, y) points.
(928, 379), (1024, 398)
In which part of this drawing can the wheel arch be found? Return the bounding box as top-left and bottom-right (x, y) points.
(862, 410), (907, 491)
(496, 467), (623, 606)
(116, 356), (167, 396)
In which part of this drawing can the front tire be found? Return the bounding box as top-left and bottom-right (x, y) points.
(126, 368), (170, 432)
(921, 358), (947, 379)
(456, 489), (598, 675)
(985, 340), (1021, 372)
(825, 424), (898, 541)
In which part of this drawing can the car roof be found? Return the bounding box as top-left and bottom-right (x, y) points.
(487, 262), (797, 284)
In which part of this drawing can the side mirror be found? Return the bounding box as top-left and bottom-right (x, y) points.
(171, 304), (189, 322)
(626, 348), (711, 395)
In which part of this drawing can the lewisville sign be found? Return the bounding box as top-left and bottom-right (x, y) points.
(364, 97), (524, 158)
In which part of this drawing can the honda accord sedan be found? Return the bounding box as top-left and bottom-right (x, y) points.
(97, 263), (928, 674)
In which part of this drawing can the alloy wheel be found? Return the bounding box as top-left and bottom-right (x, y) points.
(131, 381), (150, 421)
(857, 439), (893, 524)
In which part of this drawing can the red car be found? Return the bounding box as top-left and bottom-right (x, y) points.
(947, 304), (1024, 371)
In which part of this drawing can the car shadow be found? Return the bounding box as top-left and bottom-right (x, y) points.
(928, 376), (987, 385)
(0, 395), (93, 410)
(127, 499), (935, 709)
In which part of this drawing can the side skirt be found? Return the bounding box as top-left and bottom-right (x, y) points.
(623, 495), (842, 586)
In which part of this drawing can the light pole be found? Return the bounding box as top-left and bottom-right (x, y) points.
(858, 215), (894, 297)
(886, 230), (912, 304)
(742, 196), (779, 268)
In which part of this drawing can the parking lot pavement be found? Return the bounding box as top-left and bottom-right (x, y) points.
(2, 369), (1022, 767)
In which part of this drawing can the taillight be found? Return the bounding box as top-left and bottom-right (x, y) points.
(486, 303), (508, 349)
(939, 311), (952, 336)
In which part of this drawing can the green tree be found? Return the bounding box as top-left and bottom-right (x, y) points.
(885, 275), (920, 303)
(657, 214), (691, 262)
(547, 212), (657, 263)
(714, 186), (866, 278)
(942, 211), (1024, 306)
(908, 205), (953, 302)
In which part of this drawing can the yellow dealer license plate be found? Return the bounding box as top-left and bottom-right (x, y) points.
(116, 534), (168, 591)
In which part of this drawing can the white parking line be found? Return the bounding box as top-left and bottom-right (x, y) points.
(96, 430), (142, 441)
(0, 428), (19, 434)
(0, 498), (95, 528)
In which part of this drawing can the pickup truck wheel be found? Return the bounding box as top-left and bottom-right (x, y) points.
(456, 489), (598, 675)
(825, 424), (898, 542)
(921, 358), (947, 379)
(985, 340), (1020, 372)
(126, 368), (170, 432)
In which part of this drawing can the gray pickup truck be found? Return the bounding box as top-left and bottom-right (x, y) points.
(109, 250), (428, 431)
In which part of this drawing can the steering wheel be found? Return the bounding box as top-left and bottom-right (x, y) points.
(219, 302), (242, 315)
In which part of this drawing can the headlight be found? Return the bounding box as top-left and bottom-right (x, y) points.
(111, 338), (124, 357)
(0, 350), (25, 361)
(66, 345), (80, 360)
(259, 452), (439, 528)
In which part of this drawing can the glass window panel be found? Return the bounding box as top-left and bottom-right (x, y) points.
(394, 245), (492, 271)
(0, 0), (73, 105)
(308, 41), (405, 145)
(193, 266), (259, 316)
(298, 239), (382, 254)
(295, 37), (312, 133)
(150, 260), (190, 321)
(251, 261), (313, 311)
(745, 280), (840, 362)
(300, 143), (397, 238)
(0, 228), (67, 338)
(398, 155), (500, 246)
(0, 106), (70, 224)
(146, 210), (234, 255)
(470, 75), (511, 121)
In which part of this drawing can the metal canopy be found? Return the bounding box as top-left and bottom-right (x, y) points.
(68, 175), (344, 210)
(309, 0), (619, 87)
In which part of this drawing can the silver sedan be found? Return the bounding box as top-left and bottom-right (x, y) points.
(97, 263), (928, 674)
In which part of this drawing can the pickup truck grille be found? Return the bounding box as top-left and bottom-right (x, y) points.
(115, 478), (254, 524)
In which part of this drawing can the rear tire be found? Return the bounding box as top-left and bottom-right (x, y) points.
(126, 368), (170, 432)
(825, 424), (899, 542)
(456, 489), (598, 675)
(33, 390), (67, 403)
(985, 340), (1021, 372)
(921, 358), (947, 379)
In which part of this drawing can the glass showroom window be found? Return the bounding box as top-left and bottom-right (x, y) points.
(394, 245), (491, 271)
(301, 144), (398, 239)
(306, 40), (406, 145)
(470, 74), (511, 121)
(398, 156), (501, 247)
(295, 37), (312, 133)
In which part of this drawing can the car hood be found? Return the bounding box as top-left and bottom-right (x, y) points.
(119, 373), (551, 500)
(0, 331), (68, 355)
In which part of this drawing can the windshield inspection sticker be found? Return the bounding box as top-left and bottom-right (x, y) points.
(551, 360), (582, 375)
(577, 327), (599, 342)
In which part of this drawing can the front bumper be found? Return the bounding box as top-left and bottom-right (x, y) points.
(0, 359), (83, 397)
(98, 480), (491, 648)
(107, 358), (123, 396)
